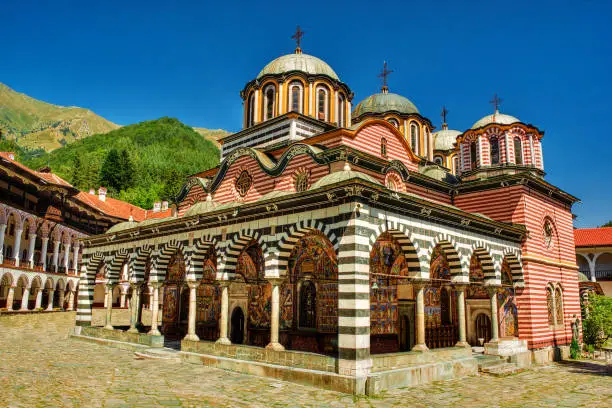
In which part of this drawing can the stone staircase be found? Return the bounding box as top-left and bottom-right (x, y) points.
(474, 354), (524, 377)
(134, 347), (182, 362)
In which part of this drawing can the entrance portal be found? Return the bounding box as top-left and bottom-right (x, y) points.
(161, 252), (188, 337)
(475, 313), (491, 344)
(230, 307), (245, 344)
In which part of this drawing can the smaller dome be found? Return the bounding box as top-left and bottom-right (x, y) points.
(106, 221), (138, 234)
(258, 53), (339, 81)
(472, 110), (520, 129)
(310, 165), (381, 190)
(433, 127), (461, 151)
(352, 92), (419, 118)
(183, 200), (218, 217)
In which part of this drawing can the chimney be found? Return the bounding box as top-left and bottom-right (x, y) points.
(98, 187), (107, 202)
(8, 152), (15, 161)
(153, 202), (161, 213)
(161, 201), (169, 211)
(89, 188), (95, 195)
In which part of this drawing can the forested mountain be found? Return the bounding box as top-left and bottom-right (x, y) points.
(4, 117), (220, 209)
(0, 82), (118, 151)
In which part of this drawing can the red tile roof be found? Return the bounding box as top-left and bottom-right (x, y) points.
(0, 152), (73, 188)
(574, 227), (612, 247)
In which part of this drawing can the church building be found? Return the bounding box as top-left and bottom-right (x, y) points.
(75, 32), (580, 394)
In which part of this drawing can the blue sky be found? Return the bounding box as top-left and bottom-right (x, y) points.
(1, 1), (610, 227)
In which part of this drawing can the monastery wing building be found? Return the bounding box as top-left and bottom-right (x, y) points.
(75, 42), (580, 395)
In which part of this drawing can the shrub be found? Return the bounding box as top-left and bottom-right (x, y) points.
(582, 294), (612, 348)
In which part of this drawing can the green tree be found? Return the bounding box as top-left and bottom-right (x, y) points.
(116, 149), (135, 191)
(160, 167), (185, 203)
(71, 155), (83, 189)
(601, 220), (612, 227)
(99, 148), (134, 193)
(582, 294), (612, 348)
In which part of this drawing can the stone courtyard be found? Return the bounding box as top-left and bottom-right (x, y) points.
(0, 312), (610, 407)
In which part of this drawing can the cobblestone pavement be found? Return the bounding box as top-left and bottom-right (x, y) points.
(0, 313), (610, 407)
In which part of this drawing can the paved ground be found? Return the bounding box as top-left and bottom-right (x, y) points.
(0, 312), (610, 407)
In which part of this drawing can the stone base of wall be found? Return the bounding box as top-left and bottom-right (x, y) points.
(485, 338), (528, 357)
(531, 345), (571, 364)
(75, 326), (164, 348)
(0, 310), (75, 330)
(371, 347), (473, 372)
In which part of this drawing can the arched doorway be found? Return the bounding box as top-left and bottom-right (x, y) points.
(370, 232), (412, 354)
(425, 246), (457, 349)
(230, 307), (245, 344)
(161, 251), (188, 337)
(475, 313), (491, 344)
(196, 251), (220, 341)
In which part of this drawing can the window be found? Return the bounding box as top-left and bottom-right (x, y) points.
(514, 137), (523, 165)
(299, 280), (316, 328)
(410, 123), (419, 153)
(387, 118), (399, 128)
(546, 286), (554, 325)
(289, 82), (303, 113)
(470, 141), (478, 169)
(381, 138), (387, 157)
(264, 85), (276, 120)
(453, 156), (459, 174)
(434, 156), (443, 166)
(424, 128), (430, 156)
(294, 170), (309, 192)
(543, 220), (554, 249)
(317, 86), (329, 121)
(247, 93), (255, 127)
(490, 136), (500, 165)
(235, 170), (253, 197)
(555, 286), (564, 325)
(547, 283), (564, 327)
(338, 93), (346, 127)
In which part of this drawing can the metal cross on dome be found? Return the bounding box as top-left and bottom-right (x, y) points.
(292, 25), (305, 53)
(490, 93), (503, 112)
(441, 106), (449, 124)
(378, 61), (393, 93)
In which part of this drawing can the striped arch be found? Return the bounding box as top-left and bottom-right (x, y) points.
(222, 229), (265, 275)
(1, 271), (14, 286)
(470, 242), (497, 281)
(131, 245), (153, 283)
(16, 274), (29, 288)
(502, 249), (524, 288)
(187, 235), (217, 281)
(429, 235), (466, 281)
(44, 276), (55, 289)
(369, 221), (422, 276)
(153, 239), (185, 281)
(76, 251), (104, 326)
(6, 208), (23, 229)
(107, 248), (130, 283)
(274, 220), (339, 274)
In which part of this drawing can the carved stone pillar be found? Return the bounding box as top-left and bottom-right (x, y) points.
(46, 289), (54, 311)
(51, 240), (61, 272)
(20, 286), (31, 311)
(72, 244), (80, 273)
(67, 291), (75, 311)
(104, 284), (114, 330)
(128, 284), (141, 333)
(488, 287), (500, 343)
(6, 286), (15, 311)
(148, 283), (161, 336)
(184, 280), (200, 342)
(0, 223), (6, 264)
(34, 288), (43, 309)
(266, 278), (285, 351)
(13, 228), (23, 266)
(27, 233), (36, 268)
(216, 281), (231, 345)
(40, 237), (49, 271)
(412, 282), (429, 351)
(455, 285), (469, 347)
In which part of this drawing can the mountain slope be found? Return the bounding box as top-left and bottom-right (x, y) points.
(193, 127), (229, 149)
(21, 117), (220, 209)
(0, 82), (119, 151)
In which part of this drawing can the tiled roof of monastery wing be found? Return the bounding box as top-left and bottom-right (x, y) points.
(574, 227), (612, 247)
(74, 192), (147, 221)
(0, 152), (75, 189)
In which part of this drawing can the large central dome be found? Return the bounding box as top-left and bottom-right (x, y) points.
(257, 53), (339, 81)
(352, 92), (419, 118)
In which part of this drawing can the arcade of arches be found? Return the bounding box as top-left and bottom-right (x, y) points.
(94, 231), (523, 358)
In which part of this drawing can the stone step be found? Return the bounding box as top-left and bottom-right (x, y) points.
(134, 347), (182, 362)
(480, 362), (525, 377)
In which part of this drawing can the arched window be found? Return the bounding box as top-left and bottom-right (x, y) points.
(247, 93), (255, 127)
(410, 123), (419, 153)
(514, 137), (523, 165)
(470, 141), (478, 169)
(490, 136), (500, 165)
(337, 93), (346, 127)
(263, 85), (276, 121)
(543, 219), (555, 249)
(546, 286), (555, 325)
(316, 86), (329, 121)
(453, 156), (459, 174)
(555, 286), (564, 325)
(294, 169), (309, 192)
(299, 280), (316, 328)
(381, 137), (387, 157)
(424, 128), (430, 157)
(387, 118), (399, 128)
(289, 81), (303, 114)
(434, 156), (443, 166)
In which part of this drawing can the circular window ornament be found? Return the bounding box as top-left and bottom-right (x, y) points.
(543, 220), (554, 249)
(235, 170), (253, 197)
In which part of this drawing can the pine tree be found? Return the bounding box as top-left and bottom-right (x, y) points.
(117, 149), (135, 191)
(71, 155), (83, 189)
(100, 148), (121, 192)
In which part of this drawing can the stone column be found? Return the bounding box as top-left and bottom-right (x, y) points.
(51, 241), (61, 272)
(216, 281), (231, 345)
(128, 284), (141, 333)
(72, 244), (80, 273)
(488, 287), (500, 343)
(104, 284), (114, 330)
(13, 228), (23, 266)
(67, 291), (75, 310)
(63, 243), (71, 271)
(40, 237), (49, 271)
(119, 286), (127, 308)
(149, 283), (161, 336)
(184, 280), (200, 342)
(266, 278), (284, 351)
(0, 223), (6, 263)
(58, 289), (65, 309)
(455, 285), (469, 347)
(46, 289), (54, 311)
(27, 233), (36, 268)
(34, 288), (43, 309)
(589, 261), (597, 283)
(6, 286), (15, 311)
(412, 282), (429, 351)
(20, 286), (31, 310)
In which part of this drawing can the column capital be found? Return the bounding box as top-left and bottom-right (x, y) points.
(187, 280), (200, 289)
(411, 279), (428, 290)
(452, 283), (469, 291)
(486, 286), (501, 296)
(217, 280), (231, 288)
(266, 277), (285, 286)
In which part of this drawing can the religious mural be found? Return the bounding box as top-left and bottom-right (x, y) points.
(236, 241), (271, 329)
(467, 255), (489, 299)
(498, 261), (518, 337)
(369, 233), (408, 335)
(424, 247), (453, 327)
(162, 253), (186, 332)
(196, 263), (220, 324)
